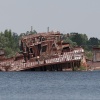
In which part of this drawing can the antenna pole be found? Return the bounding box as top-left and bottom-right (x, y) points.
(47, 27), (49, 33)
(31, 26), (33, 33)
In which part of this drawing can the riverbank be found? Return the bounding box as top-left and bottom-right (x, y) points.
(87, 61), (100, 71)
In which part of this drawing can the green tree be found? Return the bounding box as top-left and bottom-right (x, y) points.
(69, 33), (88, 46)
(88, 37), (99, 46)
(62, 34), (77, 47)
(0, 30), (20, 57)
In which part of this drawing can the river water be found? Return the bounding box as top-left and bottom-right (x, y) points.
(0, 71), (100, 100)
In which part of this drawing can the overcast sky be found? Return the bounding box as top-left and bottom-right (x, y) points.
(0, 0), (100, 38)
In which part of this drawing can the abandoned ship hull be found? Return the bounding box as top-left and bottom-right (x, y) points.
(0, 59), (81, 72)
(0, 31), (85, 71)
(22, 60), (81, 71)
(0, 51), (82, 71)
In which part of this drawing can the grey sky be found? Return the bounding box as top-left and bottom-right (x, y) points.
(0, 0), (100, 38)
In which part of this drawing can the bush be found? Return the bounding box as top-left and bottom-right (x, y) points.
(79, 66), (86, 71)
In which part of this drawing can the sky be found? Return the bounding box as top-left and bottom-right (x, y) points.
(0, 0), (100, 38)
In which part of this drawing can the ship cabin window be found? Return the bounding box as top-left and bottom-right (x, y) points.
(52, 44), (55, 48)
(38, 37), (41, 42)
(41, 45), (47, 52)
(39, 37), (42, 41)
(62, 47), (70, 52)
(42, 37), (46, 41)
(30, 48), (34, 53)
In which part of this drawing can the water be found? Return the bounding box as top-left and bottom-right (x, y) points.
(0, 71), (100, 100)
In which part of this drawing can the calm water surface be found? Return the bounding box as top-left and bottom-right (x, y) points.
(0, 71), (100, 100)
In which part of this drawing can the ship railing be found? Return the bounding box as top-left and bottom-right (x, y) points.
(0, 51), (83, 70)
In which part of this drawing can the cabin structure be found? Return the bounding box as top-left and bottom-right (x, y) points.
(20, 31), (70, 62)
(93, 47), (100, 62)
(86, 47), (100, 71)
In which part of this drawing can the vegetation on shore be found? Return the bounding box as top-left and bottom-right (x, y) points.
(0, 30), (99, 59)
(0, 29), (37, 57)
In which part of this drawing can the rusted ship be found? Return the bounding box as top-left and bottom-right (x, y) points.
(0, 31), (85, 71)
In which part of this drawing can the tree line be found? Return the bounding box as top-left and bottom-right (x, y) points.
(0, 30), (99, 58)
(0, 29), (37, 57)
(62, 32), (100, 50)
